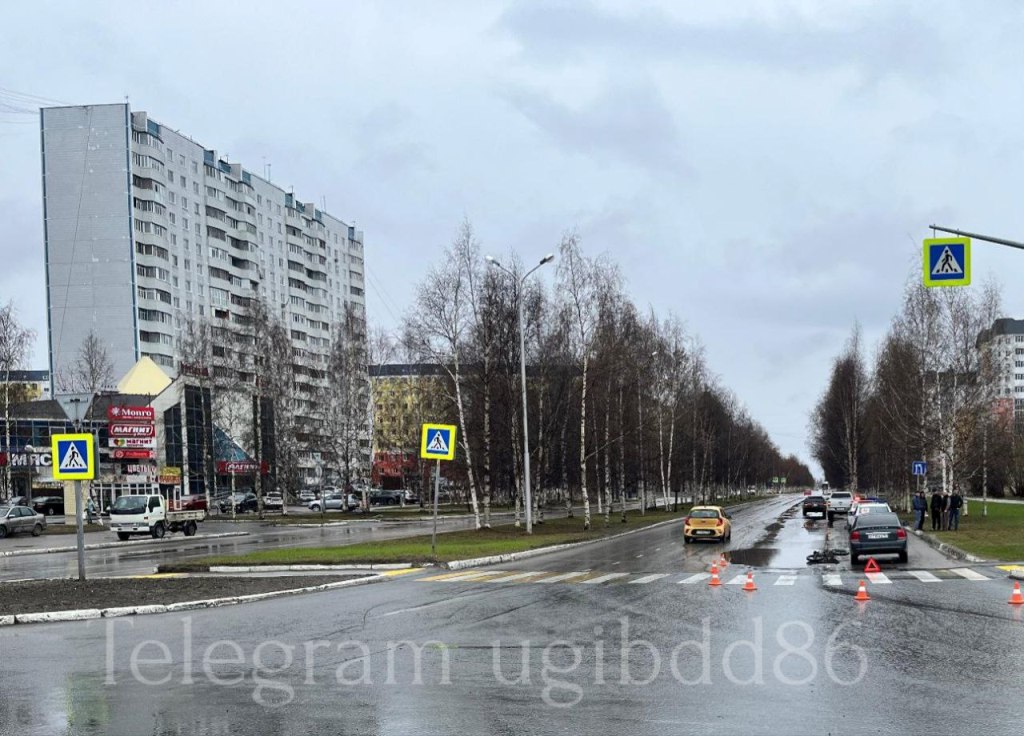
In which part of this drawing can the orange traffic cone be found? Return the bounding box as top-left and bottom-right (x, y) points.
(1009, 582), (1024, 605)
(708, 564), (722, 587)
(719, 553), (729, 569)
(854, 580), (870, 602)
(742, 571), (757, 591)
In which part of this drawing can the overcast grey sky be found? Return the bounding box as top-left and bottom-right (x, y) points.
(3, 1), (1024, 474)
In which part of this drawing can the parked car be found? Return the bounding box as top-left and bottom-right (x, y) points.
(683, 506), (732, 543)
(308, 492), (347, 512)
(826, 491), (853, 523)
(802, 494), (827, 518)
(298, 490), (317, 503)
(403, 489), (421, 504)
(346, 493), (361, 511)
(173, 495), (208, 512)
(847, 502), (893, 525)
(263, 493), (284, 511)
(31, 496), (65, 516)
(848, 511), (907, 564)
(219, 492), (259, 514)
(0, 505), (45, 538)
(7, 495), (29, 507)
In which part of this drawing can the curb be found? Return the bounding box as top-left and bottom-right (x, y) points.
(911, 527), (986, 563)
(0, 531), (250, 558)
(207, 563), (413, 573)
(0, 573), (387, 627)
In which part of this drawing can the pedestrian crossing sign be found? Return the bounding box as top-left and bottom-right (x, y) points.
(923, 237), (970, 287)
(51, 433), (95, 480)
(420, 423), (457, 461)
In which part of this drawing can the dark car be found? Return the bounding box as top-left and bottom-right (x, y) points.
(219, 492), (258, 514)
(31, 496), (65, 516)
(802, 494), (827, 518)
(0, 505), (46, 538)
(172, 495), (208, 512)
(849, 512), (907, 564)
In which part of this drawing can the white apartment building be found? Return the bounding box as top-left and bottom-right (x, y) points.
(41, 103), (368, 483)
(978, 318), (1024, 428)
(42, 103), (366, 385)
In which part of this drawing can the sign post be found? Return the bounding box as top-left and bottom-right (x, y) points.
(51, 433), (96, 581)
(420, 423), (457, 557)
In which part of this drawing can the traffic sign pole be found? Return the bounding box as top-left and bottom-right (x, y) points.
(431, 459), (440, 557)
(75, 479), (85, 580)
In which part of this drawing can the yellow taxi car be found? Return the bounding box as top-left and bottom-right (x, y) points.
(683, 506), (732, 543)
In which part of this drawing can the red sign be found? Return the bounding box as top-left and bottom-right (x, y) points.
(109, 423), (156, 438)
(216, 460), (271, 475)
(107, 405), (155, 423)
(112, 449), (155, 460)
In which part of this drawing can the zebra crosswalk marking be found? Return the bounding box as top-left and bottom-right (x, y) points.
(629, 574), (670, 585)
(907, 570), (941, 582)
(950, 568), (989, 581)
(865, 572), (892, 584)
(725, 574), (747, 585)
(775, 575), (798, 586)
(823, 573), (843, 587)
(483, 571), (548, 583)
(536, 571), (591, 584)
(418, 570), (504, 582)
(580, 573), (630, 585)
(678, 573), (710, 584)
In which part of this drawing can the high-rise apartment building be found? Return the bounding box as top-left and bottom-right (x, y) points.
(41, 103), (366, 388)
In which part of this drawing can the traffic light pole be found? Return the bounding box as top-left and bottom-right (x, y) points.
(930, 225), (1024, 251)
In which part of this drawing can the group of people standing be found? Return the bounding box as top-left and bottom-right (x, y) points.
(912, 487), (964, 531)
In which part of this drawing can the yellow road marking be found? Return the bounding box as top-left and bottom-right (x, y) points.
(381, 568), (419, 577)
(131, 573), (186, 579)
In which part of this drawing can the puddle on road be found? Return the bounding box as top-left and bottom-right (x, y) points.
(725, 547), (778, 567)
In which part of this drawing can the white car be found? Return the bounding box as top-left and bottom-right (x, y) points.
(308, 493), (346, 512)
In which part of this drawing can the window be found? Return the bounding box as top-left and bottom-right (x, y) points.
(180, 175), (186, 188)
(193, 182), (200, 194)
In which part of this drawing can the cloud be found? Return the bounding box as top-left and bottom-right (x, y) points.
(498, 1), (954, 83)
(502, 76), (691, 179)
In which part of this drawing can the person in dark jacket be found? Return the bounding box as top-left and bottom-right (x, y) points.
(930, 489), (944, 531)
(948, 487), (964, 531)
(912, 491), (928, 531)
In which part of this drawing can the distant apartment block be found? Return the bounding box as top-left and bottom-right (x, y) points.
(41, 103), (367, 392)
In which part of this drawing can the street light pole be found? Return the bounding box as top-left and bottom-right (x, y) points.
(486, 253), (555, 534)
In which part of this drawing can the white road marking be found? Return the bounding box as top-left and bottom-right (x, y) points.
(775, 575), (798, 586)
(482, 571), (547, 583)
(865, 572), (891, 584)
(536, 571), (591, 584)
(635, 554), (644, 559)
(581, 572), (631, 585)
(950, 568), (989, 581)
(678, 573), (710, 584)
(655, 547), (661, 552)
(823, 573), (842, 587)
(419, 570), (504, 582)
(612, 561), (621, 566)
(907, 570), (941, 582)
(726, 574), (748, 585)
(629, 574), (670, 585)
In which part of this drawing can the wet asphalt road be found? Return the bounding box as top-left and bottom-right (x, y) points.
(2, 494), (1022, 736)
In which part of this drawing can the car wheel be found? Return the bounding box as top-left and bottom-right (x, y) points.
(151, 522), (165, 539)
(311, 504), (321, 512)
(898, 550), (908, 564)
(184, 521), (198, 537)
(117, 532), (131, 541)
(0, 525), (7, 539)
(683, 535), (691, 544)
(31, 524), (42, 537)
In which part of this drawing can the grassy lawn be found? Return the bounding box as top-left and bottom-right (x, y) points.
(167, 508), (691, 569)
(930, 500), (1024, 560)
(43, 523), (108, 535)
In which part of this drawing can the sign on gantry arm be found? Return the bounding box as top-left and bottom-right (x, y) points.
(923, 237), (971, 287)
(51, 433), (96, 481)
(420, 423), (457, 461)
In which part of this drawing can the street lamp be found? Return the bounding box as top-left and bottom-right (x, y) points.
(486, 252), (555, 534)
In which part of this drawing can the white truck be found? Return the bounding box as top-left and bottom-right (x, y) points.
(108, 493), (204, 540)
(826, 490), (853, 523)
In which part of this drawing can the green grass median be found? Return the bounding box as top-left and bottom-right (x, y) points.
(164, 507), (691, 569)
(931, 500), (1024, 560)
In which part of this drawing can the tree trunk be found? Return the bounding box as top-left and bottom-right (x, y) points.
(580, 355), (591, 530)
(618, 382), (627, 523)
(452, 359), (482, 529)
(482, 361), (492, 529)
(604, 379), (612, 525)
